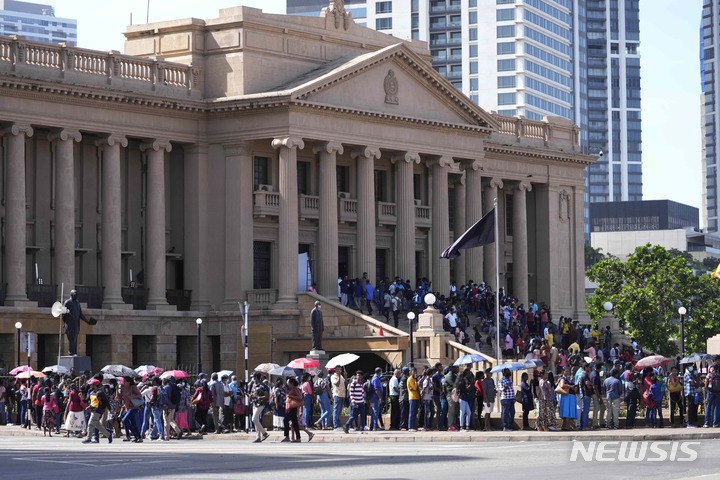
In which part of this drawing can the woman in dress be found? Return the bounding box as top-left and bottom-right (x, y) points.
(40, 387), (58, 437)
(175, 382), (191, 437)
(557, 367), (577, 431)
(536, 370), (556, 431)
(271, 378), (286, 431)
(63, 384), (86, 437)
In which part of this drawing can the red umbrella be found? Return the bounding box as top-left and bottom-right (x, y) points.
(634, 355), (670, 370)
(287, 357), (320, 369)
(160, 369), (189, 380)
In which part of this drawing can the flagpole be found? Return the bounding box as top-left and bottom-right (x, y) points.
(494, 198), (501, 363)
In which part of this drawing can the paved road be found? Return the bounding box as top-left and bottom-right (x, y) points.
(1, 437), (719, 480)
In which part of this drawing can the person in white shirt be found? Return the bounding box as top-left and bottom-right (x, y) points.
(445, 308), (458, 330)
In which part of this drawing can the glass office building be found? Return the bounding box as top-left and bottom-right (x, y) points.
(0, 0), (76, 45)
(287, 0), (642, 240)
(702, 0), (720, 231)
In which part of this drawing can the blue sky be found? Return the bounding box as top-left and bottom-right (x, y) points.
(53, 0), (704, 215)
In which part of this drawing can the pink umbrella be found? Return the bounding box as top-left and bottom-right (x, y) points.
(287, 357), (320, 369)
(160, 370), (189, 380)
(9, 365), (31, 376)
(634, 355), (670, 370)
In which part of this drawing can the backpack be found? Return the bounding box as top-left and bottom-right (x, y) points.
(313, 379), (326, 396)
(711, 374), (720, 393)
(169, 384), (180, 405)
(156, 386), (169, 408)
(363, 380), (374, 401)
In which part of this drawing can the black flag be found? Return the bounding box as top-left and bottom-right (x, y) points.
(440, 208), (495, 259)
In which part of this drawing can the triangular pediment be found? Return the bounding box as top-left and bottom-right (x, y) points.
(263, 43), (498, 131)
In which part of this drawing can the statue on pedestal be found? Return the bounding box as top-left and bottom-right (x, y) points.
(311, 301), (324, 351)
(62, 289), (95, 356)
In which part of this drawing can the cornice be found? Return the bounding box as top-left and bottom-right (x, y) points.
(484, 143), (595, 167)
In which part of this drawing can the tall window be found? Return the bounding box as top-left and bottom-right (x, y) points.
(297, 161), (310, 195)
(253, 156), (269, 190)
(253, 241), (271, 289)
(376, 1), (392, 14)
(336, 165), (349, 193)
(376, 17), (392, 30)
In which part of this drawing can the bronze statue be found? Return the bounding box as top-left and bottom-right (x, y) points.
(311, 301), (324, 351)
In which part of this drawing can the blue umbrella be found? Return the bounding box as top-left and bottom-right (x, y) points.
(524, 359), (545, 368)
(490, 361), (531, 373)
(268, 365), (302, 377)
(453, 353), (489, 366)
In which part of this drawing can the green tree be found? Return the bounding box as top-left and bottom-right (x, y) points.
(586, 244), (697, 356)
(684, 273), (720, 354)
(584, 244), (605, 270)
(702, 256), (720, 273)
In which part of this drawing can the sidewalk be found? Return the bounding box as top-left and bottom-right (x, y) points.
(3, 424), (720, 443)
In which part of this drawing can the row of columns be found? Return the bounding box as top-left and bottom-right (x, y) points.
(0, 124), (172, 310)
(262, 137), (533, 306)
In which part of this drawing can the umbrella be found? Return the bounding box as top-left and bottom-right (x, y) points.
(288, 357), (320, 369)
(680, 353), (709, 364)
(134, 365), (158, 374)
(490, 361), (532, 374)
(254, 363), (280, 374)
(326, 353), (360, 369)
(453, 353), (489, 366)
(216, 370), (234, 379)
(42, 365), (70, 375)
(15, 370), (46, 379)
(101, 364), (136, 377)
(634, 355), (671, 370)
(160, 370), (189, 380)
(140, 367), (164, 377)
(268, 365), (300, 377)
(524, 359), (545, 368)
(102, 373), (116, 382)
(9, 365), (31, 376)
(584, 357), (594, 365)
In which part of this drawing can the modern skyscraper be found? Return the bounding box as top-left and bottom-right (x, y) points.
(702, 0), (719, 231)
(0, 0), (76, 45)
(287, 0), (642, 240)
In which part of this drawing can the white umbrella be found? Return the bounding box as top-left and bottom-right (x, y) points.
(42, 365), (70, 375)
(101, 364), (136, 377)
(216, 369), (234, 379)
(254, 363), (280, 374)
(326, 353), (360, 369)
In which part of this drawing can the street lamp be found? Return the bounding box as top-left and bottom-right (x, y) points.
(678, 306), (687, 359)
(424, 292), (436, 309)
(603, 301), (613, 313)
(407, 311), (416, 367)
(196, 318), (203, 375)
(15, 322), (22, 367)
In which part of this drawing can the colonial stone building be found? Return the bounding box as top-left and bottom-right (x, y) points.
(0, 4), (592, 373)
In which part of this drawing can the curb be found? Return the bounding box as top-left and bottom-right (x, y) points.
(3, 425), (720, 443)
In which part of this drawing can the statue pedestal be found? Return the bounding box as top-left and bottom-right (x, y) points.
(308, 350), (329, 374)
(58, 355), (92, 375)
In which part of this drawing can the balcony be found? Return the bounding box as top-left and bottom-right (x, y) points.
(416, 205), (432, 228)
(166, 289), (192, 311)
(247, 289), (277, 307)
(75, 285), (103, 308)
(338, 197), (358, 223)
(122, 286), (148, 310)
(376, 202), (397, 226)
(27, 284), (54, 307)
(253, 191), (280, 217)
(299, 194), (319, 220)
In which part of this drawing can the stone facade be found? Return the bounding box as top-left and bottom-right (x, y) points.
(0, 6), (593, 372)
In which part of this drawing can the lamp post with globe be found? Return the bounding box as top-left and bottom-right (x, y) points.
(407, 311), (416, 367)
(678, 306), (686, 359)
(15, 321), (22, 367)
(196, 318), (203, 375)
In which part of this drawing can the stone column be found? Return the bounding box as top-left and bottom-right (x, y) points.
(391, 151), (420, 283)
(97, 135), (127, 309)
(2, 123), (34, 305)
(222, 143), (254, 309)
(452, 176), (466, 285)
(314, 142), (343, 298)
(352, 146), (380, 280)
(461, 160), (484, 285)
(50, 129), (82, 298)
(184, 143), (211, 310)
(272, 136), (304, 305)
(430, 156), (452, 293)
(513, 181), (532, 306)
(483, 177), (503, 289)
(141, 139), (175, 310)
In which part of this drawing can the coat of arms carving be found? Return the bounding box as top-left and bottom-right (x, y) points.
(384, 70), (399, 105)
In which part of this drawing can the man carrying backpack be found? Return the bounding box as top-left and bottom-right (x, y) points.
(163, 377), (181, 439)
(148, 377), (168, 441)
(704, 365), (720, 428)
(82, 378), (113, 444)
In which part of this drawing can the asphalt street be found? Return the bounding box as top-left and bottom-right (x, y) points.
(1, 437), (719, 480)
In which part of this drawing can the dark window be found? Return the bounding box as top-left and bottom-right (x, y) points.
(253, 156), (269, 190)
(253, 241), (271, 289)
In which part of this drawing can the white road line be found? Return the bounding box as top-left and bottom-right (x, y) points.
(12, 458), (100, 468)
